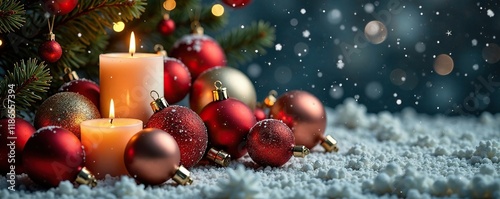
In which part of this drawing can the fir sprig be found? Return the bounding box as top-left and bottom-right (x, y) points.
(0, 0), (25, 33)
(218, 21), (275, 66)
(0, 58), (52, 118)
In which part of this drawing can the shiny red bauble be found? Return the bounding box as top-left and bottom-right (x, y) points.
(162, 58), (191, 104)
(146, 105), (207, 168)
(158, 18), (176, 35)
(222, 0), (251, 8)
(170, 34), (226, 80)
(22, 126), (85, 187)
(199, 98), (256, 159)
(42, 0), (78, 15)
(247, 119), (295, 167)
(124, 128), (181, 185)
(39, 40), (62, 63)
(59, 79), (100, 110)
(269, 90), (326, 149)
(0, 118), (36, 174)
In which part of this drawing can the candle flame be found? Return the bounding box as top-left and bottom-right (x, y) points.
(129, 32), (135, 56)
(109, 99), (115, 119)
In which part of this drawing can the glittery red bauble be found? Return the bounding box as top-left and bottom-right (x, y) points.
(146, 105), (207, 168)
(59, 79), (100, 110)
(163, 58), (191, 104)
(124, 128), (180, 185)
(0, 118), (35, 174)
(39, 40), (62, 63)
(254, 108), (267, 121)
(170, 34), (226, 80)
(247, 119), (294, 167)
(222, 0), (251, 8)
(42, 0), (78, 15)
(158, 18), (176, 35)
(199, 98), (256, 159)
(22, 126), (85, 187)
(34, 92), (101, 139)
(269, 90), (326, 149)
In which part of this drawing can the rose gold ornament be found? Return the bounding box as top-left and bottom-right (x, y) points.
(124, 128), (193, 185)
(269, 90), (338, 152)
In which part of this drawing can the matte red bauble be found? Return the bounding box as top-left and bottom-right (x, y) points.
(146, 94), (207, 168)
(170, 34), (226, 80)
(199, 81), (256, 159)
(39, 40), (62, 63)
(22, 126), (96, 187)
(222, 0), (251, 8)
(42, 0), (78, 15)
(247, 119), (309, 167)
(124, 128), (193, 185)
(59, 79), (100, 110)
(269, 90), (326, 149)
(158, 14), (176, 35)
(162, 58), (191, 104)
(0, 118), (35, 174)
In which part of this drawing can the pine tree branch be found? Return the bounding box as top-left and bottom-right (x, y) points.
(0, 58), (52, 118)
(0, 0), (26, 33)
(217, 21), (275, 67)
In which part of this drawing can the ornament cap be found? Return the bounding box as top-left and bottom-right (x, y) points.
(62, 67), (79, 82)
(172, 165), (193, 185)
(264, 90), (278, 107)
(150, 90), (169, 113)
(191, 21), (204, 35)
(47, 33), (56, 41)
(75, 167), (97, 187)
(206, 148), (231, 167)
(292, 146), (310, 158)
(154, 44), (168, 57)
(321, 135), (339, 152)
(212, 80), (228, 101)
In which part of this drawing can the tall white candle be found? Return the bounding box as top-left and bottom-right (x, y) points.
(100, 32), (163, 123)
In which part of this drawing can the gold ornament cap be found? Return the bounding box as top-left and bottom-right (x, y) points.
(264, 90), (278, 108)
(212, 80), (228, 102)
(292, 146), (310, 158)
(150, 90), (169, 113)
(154, 44), (167, 57)
(321, 135), (339, 152)
(206, 148), (231, 167)
(75, 167), (97, 187)
(191, 21), (204, 35)
(62, 67), (79, 82)
(172, 165), (193, 185)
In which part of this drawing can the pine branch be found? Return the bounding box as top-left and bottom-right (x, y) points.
(0, 58), (52, 118)
(0, 0), (26, 33)
(217, 21), (275, 67)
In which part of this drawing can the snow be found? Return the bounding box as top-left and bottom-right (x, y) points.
(487, 9), (495, 17)
(2, 99), (500, 198)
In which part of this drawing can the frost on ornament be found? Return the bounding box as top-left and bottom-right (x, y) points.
(202, 165), (264, 199)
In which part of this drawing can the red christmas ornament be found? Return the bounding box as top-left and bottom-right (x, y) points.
(146, 92), (207, 168)
(199, 81), (256, 160)
(253, 108), (266, 121)
(162, 58), (191, 104)
(59, 79), (100, 110)
(0, 118), (35, 175)
(158, 14), (176, 35)
(22, 126), (96, 187)
(42, 0), (78, 15)
(269, 90), (338, 152)
(247, 119), (309, 167)
(124, 128), (193, 185)
(170, 33), (226, 80)
(39, 39), (62, 63)
(222, 0), (252, 8)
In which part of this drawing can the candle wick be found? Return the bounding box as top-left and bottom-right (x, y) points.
(110, 118), (114, 124)
(131, 52), (134, 57)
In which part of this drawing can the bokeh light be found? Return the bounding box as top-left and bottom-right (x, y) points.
(364, 20), (388, 44)
(211, 4), (224, 17)
(433, 54), (454, 76)
(365, 82), (383, 99)
(113, 21), (125, 32)
(327, 9), (342, 24)
(482, 43), (500, 64)
(163, 0), (176, 11)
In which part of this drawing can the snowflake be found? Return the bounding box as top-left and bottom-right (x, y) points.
(445, 30), (452, 36)
(302, 30), (310, 38)
(203, 165), (263, 199)
(487, 9), (494, 17)
(275, 43), (282, 51)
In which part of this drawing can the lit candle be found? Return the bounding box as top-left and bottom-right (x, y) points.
(100, 32), (164, 123)
(80, 99), (143, 179)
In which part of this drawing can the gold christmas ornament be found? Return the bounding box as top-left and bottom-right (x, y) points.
(190, 67), (257, 113)
(34, 92), (101, 139)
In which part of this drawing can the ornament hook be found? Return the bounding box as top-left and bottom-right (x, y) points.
(150, 90), (160, 100)
(214, 80), (223, 90)
(154, 44), (167, 57)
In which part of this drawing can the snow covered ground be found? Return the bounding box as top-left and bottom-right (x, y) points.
(1, 99), (499, 198)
